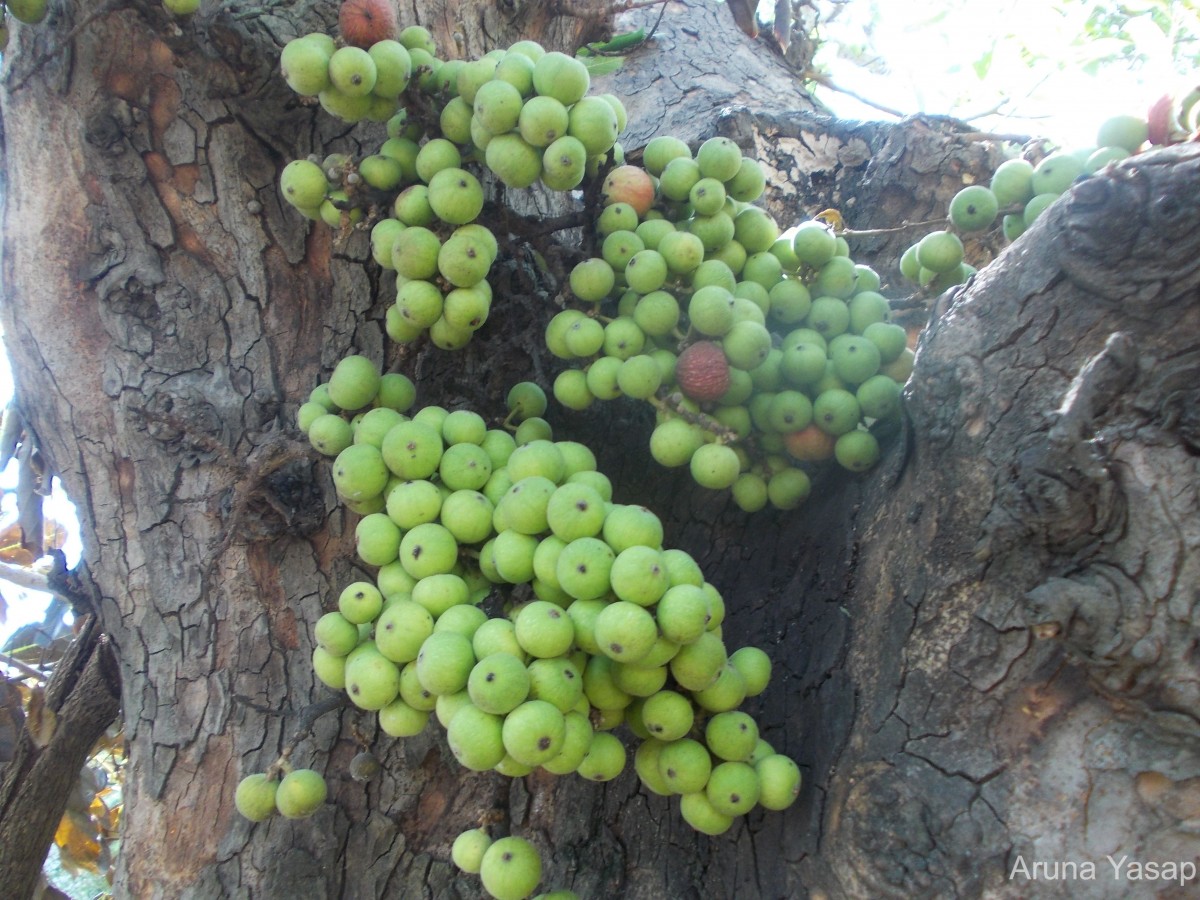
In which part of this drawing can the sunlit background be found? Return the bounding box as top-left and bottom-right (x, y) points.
(766, 0), (1195, 146)
(0, 345), (82, 646)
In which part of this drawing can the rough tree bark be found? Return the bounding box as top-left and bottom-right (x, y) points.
(1, 1), (1197, 899)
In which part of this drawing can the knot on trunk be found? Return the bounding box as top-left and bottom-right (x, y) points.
(1055, 144), (1200, 312)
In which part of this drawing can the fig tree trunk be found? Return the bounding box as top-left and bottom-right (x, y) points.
(1, 2), (1197, 899)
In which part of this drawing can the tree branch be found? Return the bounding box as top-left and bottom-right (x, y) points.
(0, 621), (120, 899)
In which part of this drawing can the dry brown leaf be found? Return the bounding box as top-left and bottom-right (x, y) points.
(90, 790), (122, 834)
(54, 810), (102, 874)
(726, 0), (759, 38)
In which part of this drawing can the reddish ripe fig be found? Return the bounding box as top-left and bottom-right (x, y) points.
(783, 424), (836, 462)
(676, 341), (731, 402)
(602, 165), (655, 216)
(339, 0), (398, 49)
(1147, 93), (1177, 147)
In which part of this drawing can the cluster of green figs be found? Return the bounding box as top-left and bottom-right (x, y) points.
(900, 113), (1156, 290)
(265, 355), (804, 898)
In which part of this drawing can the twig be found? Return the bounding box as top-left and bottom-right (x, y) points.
(839, 216), (949, 237)
(644, 0), (669, 44)
(0, 651), (48, 682)
(286, 693), (347, 748)
(266, 693), (347, 777)
(499, 207), (591, 239)
(6, 0), (125, 93)
(804, 70), (905, 119)
(649, 392), (740, 444)
(955, 130), (1037, 145)
(615, 0), (672, 12)
(0, 560), (56, 597)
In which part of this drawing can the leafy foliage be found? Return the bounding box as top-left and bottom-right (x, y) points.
(1081, 0), (1200, 73)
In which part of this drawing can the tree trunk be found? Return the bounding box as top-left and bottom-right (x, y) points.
(2, 1), (1198, 899)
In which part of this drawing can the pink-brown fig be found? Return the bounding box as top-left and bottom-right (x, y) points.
(1147, 93), (1177, 147)
(602, 165), (655, 217)
(676, 341), (731, 402)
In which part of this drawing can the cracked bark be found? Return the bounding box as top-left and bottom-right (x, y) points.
(1, 1), (1198, 898)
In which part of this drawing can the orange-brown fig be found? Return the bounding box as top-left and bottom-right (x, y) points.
(783, 424), (836, 462)
(339, 0), (398, 49)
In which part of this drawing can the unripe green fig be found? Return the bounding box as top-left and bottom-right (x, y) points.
(163, 0), (202, 17)
(381, 137), (421, 181)
(344, 644), (402, 709)
(368, 40), (412, 100)
(358, 154), (404, 191)
(1085, 146), (1129, 174)
(415, 137), (462, 182)
(439, 229), (494, 289)
(1023, 192), (1059, 227)
(474, 78), (525, 134)
(532, 51), (590, 105)
(541, 135), (588, 191)
(696, 136), (742, 182)
(569, 258), (615, 303)
(8, 0), (48, 20)
(369, 218), (404, 269)
(689, 443), (741, 491)
(989, 157), (1035, 206)
(398, 25), (437, 55)
(1096, 113), (1148, 153)
(756, 753), (802, 810)
(567, 96), (619, 156)
(392, 182), (434, 225)
(643, 135), (692, 176)
(327, 354), (381, 411)
(280, 159), (329, 210)
(427, 167), (485, 225)
(280, 36), (333, 96)
(948, 184), (998, 231)
(658, 156), (701, 202)
(480, 836), (543, 900)
(494, 50), (536, 95)
(791, 220), (837, 267)
(328, 46), (378, 97)
(518, 95), (570, 148)
(485, 133), (543, 189)
(1030, 151), (1083, 195)
(452, 828), (493, 874)
(235, 773), (278, 822)
(915, 230), (964, 274)
(308, 413), (353, 456)
(317, 88), (372, 123)
(274, 768), (327, 819)
(456, 56), (499, 105)
(834, 429), (880, 472)
(726, 156), (766, 202)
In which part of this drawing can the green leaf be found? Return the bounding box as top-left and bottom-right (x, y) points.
(586, 28), (646, 54)
(972, 48), (994, 81)
(578, 55), (626, 77)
